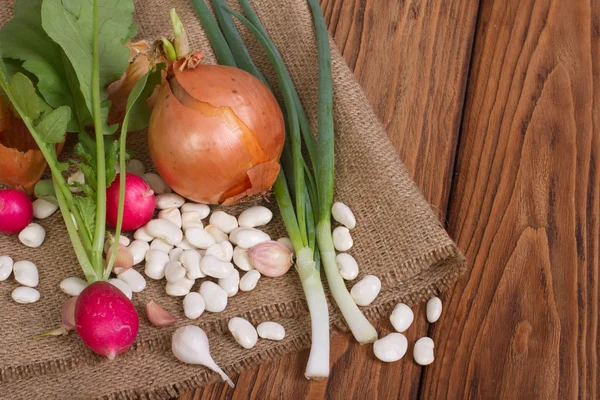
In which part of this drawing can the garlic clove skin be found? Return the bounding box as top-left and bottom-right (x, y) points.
(247, 241), (293, 277)
(146, 301), (177, 326)
(171, 326), (234, 387)
(108, 244), (134, 274)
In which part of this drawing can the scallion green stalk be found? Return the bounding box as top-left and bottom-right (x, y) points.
(307, 0), (377, 343)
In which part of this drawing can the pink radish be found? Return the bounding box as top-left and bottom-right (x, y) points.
(75, 281), (139, 360)
(106, 173), (155, 231)
(0, 189), (33, 234)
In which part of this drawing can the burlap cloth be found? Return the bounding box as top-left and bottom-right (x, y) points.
(0, 0), (466, 398)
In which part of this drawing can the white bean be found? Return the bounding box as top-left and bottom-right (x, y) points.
(238, 206), (273, 228)
(239, 270), (261, 292)
(183, 292), (205, 319)
(59, 277), (88, 296)
(209, 211), (238, 233)
(18, 223), (46, 248)
(32, 198), (58, 219)
(11, 287), (40, 304)
(13, 260), (39, 287)
(142, 172), (171, 194)
(200, 281), (228, 312)
(181, 211), (203, 232)
(181, 203), (210, 219)
(134, 226), (154, 242)
(0, 255), (13, 281)
(129, 240), (150, 265)
(118, 268), (146, 292)
(426, 297), (442, 323)
(200, 255), (234, 279)
(257, 321), (285, 341)
(205, 242), (232, 262)
(228, 227), (243, 245)
(390, 303), (414, 333)
(169, 247), (185, 262)
(233, 246), (253, 271)
(180, 250), (205, 279)
(165, 277), (195, 297)
(234, 228), (270, 249)
(159, 208), (182, 228)
(332, 226), (353, 252)
(108, 278), (133, 299)
(165, 261), (187, 282)
(331, 202), (356, 229)
(67, 170), (85, 193)
(176, 238), (197, 250)
(204, 225), (228, 242)
(104, 235), (130, 254)
(144, 249), (169, 280)
(336, 253), (359, 280)
(373, 333), (408, 362)
(228, 317), (258, 349)
(276, 237), (294, 252)
(146, 219), (183, 245)
(150, 238), (174, 253)
(126, 159), (145, 176)
(155, 193), (185, 209)
(350, 275), (381, 306)
(185, 226), (216, 249)
(413, 337), (435, 365)
(218, 269), (240, 297)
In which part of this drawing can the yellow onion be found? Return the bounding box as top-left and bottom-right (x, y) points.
(147, 53), (285, 205)
(0, 97), (64, 195)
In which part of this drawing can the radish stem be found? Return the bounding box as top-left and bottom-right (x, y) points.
(91, 0), (107, 279)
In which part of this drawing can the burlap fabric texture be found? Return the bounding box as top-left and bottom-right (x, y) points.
(0, 0), (466, 398)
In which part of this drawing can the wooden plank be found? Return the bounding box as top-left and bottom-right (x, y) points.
(182, 0), (478, 398)
(421, 0), (599, 398)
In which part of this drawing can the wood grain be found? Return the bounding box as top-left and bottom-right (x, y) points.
(182, 0), (478, 398)
(421, 0), (600, 398)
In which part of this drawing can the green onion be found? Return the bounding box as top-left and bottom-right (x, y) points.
(196, 2), (331, 378)
(307, 0), (377, 344)
(190, 0), (237, 66)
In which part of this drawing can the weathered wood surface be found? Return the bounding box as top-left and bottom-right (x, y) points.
(182, 0), (479, 397)
(422, 0), (599, 398)
(185, 0), (599, 398)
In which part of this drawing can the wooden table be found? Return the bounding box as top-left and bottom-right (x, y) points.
(183, 0), (599, 398)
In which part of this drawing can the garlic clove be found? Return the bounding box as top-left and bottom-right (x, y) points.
(108, 244), (134, 274)
(145, 300), (177, 326)
(247, 241), (293, 277)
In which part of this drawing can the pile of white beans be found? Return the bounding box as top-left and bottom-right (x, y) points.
(0, 256), (41, 304)
(330, 201), (442, 366)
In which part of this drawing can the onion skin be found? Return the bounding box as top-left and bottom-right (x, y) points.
(0, 98), (64, 194)
(148, 55), (284, 205)
(107, 41), (153, 126)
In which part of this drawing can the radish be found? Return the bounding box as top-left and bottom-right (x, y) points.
(0, 189), (33, 234)
(106, 173), (156, 231)
(75, 281), (139, 360)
